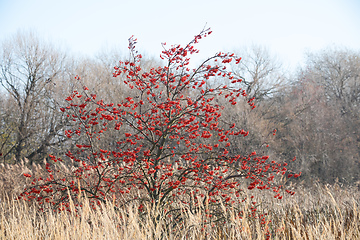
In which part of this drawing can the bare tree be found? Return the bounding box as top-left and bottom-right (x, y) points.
(304, 47), (360, 110)
(231, 44), (285, 103)
(263, 47), (360, 184)
(0, 31), (70, 163)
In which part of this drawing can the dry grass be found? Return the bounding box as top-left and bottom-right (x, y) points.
(1, 161), (360, 239)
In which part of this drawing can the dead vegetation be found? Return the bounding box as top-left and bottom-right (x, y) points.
(1, 160), (360, 239)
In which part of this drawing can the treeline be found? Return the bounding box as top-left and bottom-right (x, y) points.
(1, 31), (359, 185)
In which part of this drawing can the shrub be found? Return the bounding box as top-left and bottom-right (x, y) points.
(20, 28), (298, 231)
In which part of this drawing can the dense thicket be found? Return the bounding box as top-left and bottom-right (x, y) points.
(1, 31), (359, 185)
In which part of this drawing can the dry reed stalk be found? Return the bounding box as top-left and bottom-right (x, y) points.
(1, 161), (360, 239)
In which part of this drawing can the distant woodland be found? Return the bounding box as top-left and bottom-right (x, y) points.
(1, 31), (359, 186)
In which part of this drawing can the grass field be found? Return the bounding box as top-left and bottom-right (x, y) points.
(1, 161), (360, 239)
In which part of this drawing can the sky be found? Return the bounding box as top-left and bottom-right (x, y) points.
(1, 0), (360, 71)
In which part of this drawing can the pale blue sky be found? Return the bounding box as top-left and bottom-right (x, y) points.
(1, 0), (359, 70)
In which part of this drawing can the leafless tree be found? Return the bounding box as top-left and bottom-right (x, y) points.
(0, 31), (70, 163)
(264, 47), (360, 184)
(231, 44), (285, 103)
(304, 47), (360, 110)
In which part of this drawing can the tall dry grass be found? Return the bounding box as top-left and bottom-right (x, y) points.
(1, 160), (360, 239)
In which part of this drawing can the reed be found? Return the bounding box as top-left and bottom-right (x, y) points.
(1, 160), (360, 239)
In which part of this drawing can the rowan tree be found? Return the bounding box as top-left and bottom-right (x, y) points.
(21, 28), (298, 228)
